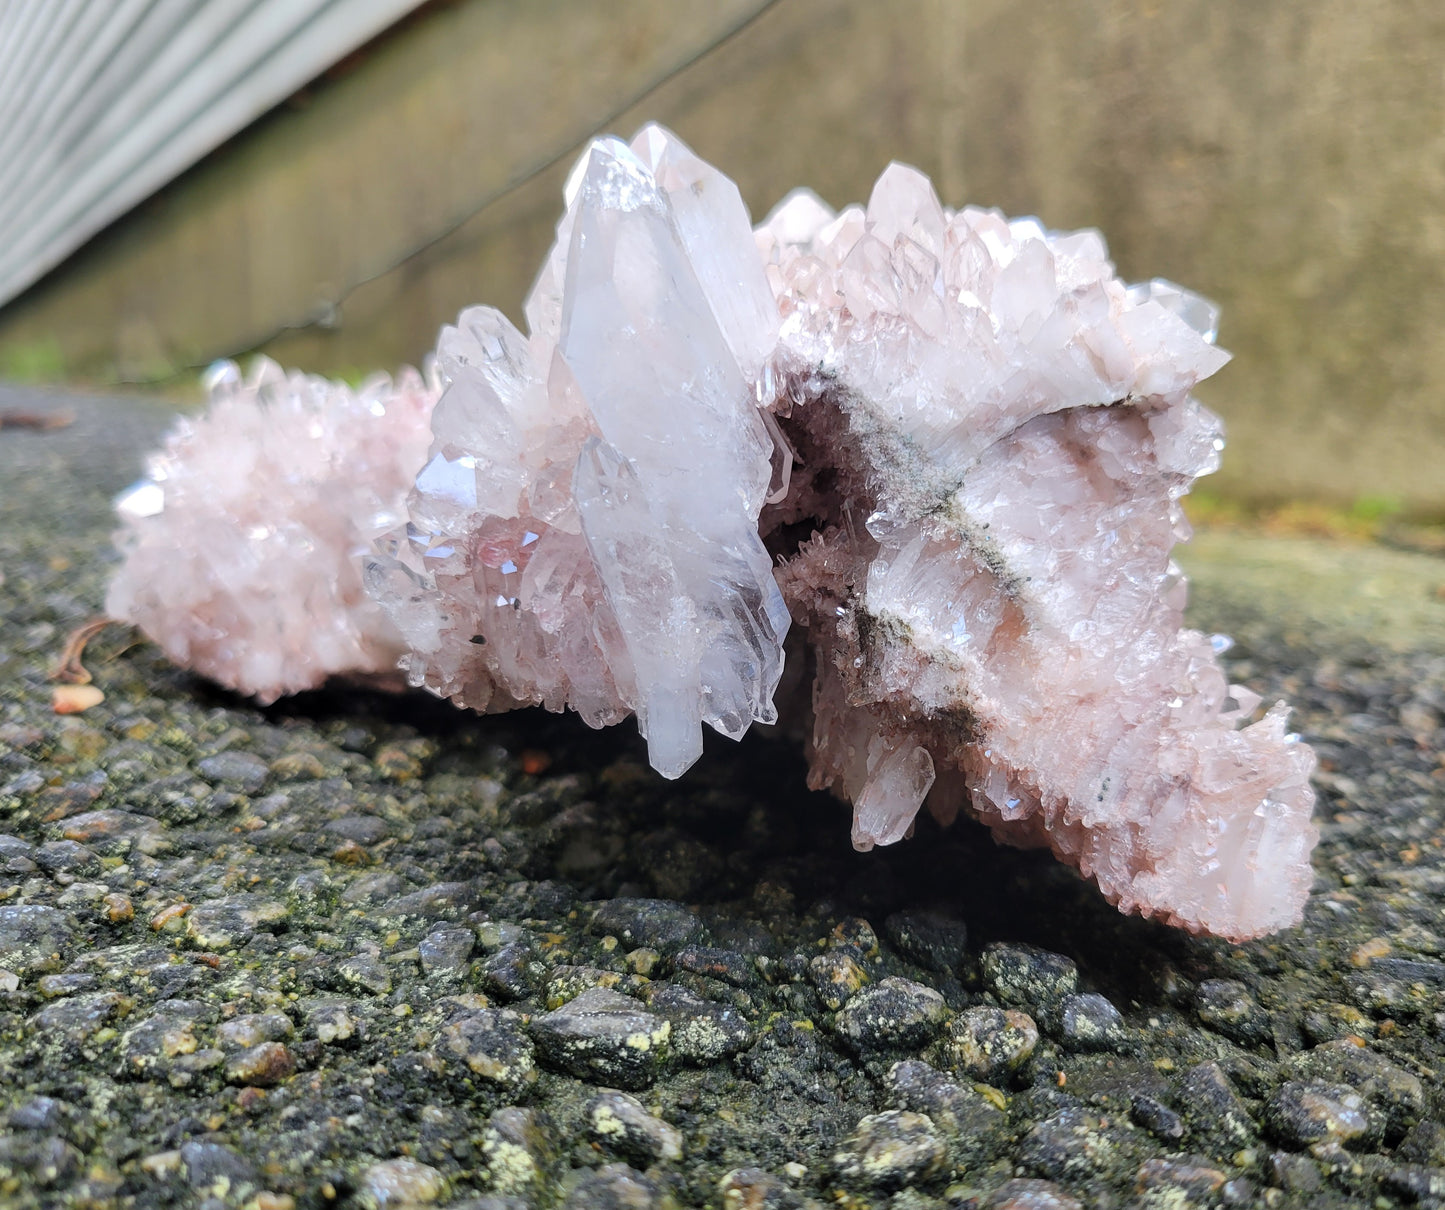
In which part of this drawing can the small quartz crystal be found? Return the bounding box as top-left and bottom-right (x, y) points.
(114, 126), (1317, 941)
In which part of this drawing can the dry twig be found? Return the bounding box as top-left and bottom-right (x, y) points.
(52, 615), (121, 685)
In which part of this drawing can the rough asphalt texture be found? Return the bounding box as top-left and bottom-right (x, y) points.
(2, 383), (1445, 1210)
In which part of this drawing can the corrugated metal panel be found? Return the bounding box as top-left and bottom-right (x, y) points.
(0, 0), (428, 308)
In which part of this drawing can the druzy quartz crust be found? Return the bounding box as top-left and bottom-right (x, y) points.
(110, 125), (1318, 942)
(107, 358), (438, 703)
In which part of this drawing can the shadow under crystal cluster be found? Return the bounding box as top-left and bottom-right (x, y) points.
(112, 125), (1318, 942)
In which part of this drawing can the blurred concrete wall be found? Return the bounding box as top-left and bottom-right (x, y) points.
(1, 0), (1443, 514)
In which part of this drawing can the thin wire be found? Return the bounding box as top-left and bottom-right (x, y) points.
(134, 0), (788, 385)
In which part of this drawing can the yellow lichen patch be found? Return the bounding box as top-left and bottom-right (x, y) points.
(624, 1021), (671, 1051)
(479, 1141), (538, 1195)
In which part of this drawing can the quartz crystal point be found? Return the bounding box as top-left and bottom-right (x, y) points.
(368, 127), (790, 777)
(107, 358), (437, 703)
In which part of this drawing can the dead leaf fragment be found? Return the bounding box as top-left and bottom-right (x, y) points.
(149, 902), (193, 932)
(52, 684), (104, 714)
(0, 409), (74, 431)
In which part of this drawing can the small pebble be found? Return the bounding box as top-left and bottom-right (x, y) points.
(529, 987), (669, 1089)
(981, 943), (1079, 1020)
(195, 750), (270, 794)
(357, 1158), (449, 1208)
(0, 834), (34, 861)
(1057, 992), (1128, 1052)
(1267, 1150), (1324, 1195)
(1398, 1119), (1445, 1167)
(939, 1006), (1039, 1086)
(0, 904), (77, 975)
(885, 1059), (1009, 1167)
(478, 1107), (555, 1197)
(150, 902), (193, 933)
(179, 1140), (259, 1194)
(338, 953), (394, 996)
(1135, 1156), (1230, 1200)
(327, 813), (390, 846)
(1282, 1038), (1424, 1140)
(373, 742), (427, 782)
(1019, 1108), (1118, 1182)
(1129, 1093), (1185, 1141)
(586, 1090), (684, 1163)
(673, 945), (757, 987)
(216, 1012), (294, 1050)
(979, 1178), (1083, 1210)
(35, 972), (98, 998)
(478, 939), (544, 1002)
(224, 1041), (296, 1087)
(185, 895), (288, 950)
(1267, 1080), (1383, 1154)
(807, 951), (868, 1010)
(10, 1097), (68, 1132)
(590, 898), (707, 953)
(269, 751), (327, 781)
(51, 684), (104, 714)
(833, 976), (950, 1055)
(833, 1110), (947, 1191)
(643, 983), (752, 1064)
(717, 1167), (800, 1208)
(435, 1009), (536, 1095)
(1178, 1061), (1258, 1150)
(561, 1162), (664, 1209)
(1194, 978), (1271, 1045)
(102, 893), (134, 923)
(883, 910), (969, 974)
(418, 923), (475, 977)
(303, 999), (366, 1046)
(33, 839), (99, 875)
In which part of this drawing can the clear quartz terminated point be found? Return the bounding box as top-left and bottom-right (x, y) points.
(851, 742), (937, 852)
(1126, 278), (1222, 345)
(561, 137), (787, 775)
(370, 125), (788, 778)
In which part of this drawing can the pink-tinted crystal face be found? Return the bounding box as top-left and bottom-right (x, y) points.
(113, 126), (1317, 942)
(107, 358), (438, 704)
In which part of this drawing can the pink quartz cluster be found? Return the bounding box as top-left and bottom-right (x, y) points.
(755, 170), (1317, 940)
(111, 126), (1318, 940)
(107, 357), (438, 703)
